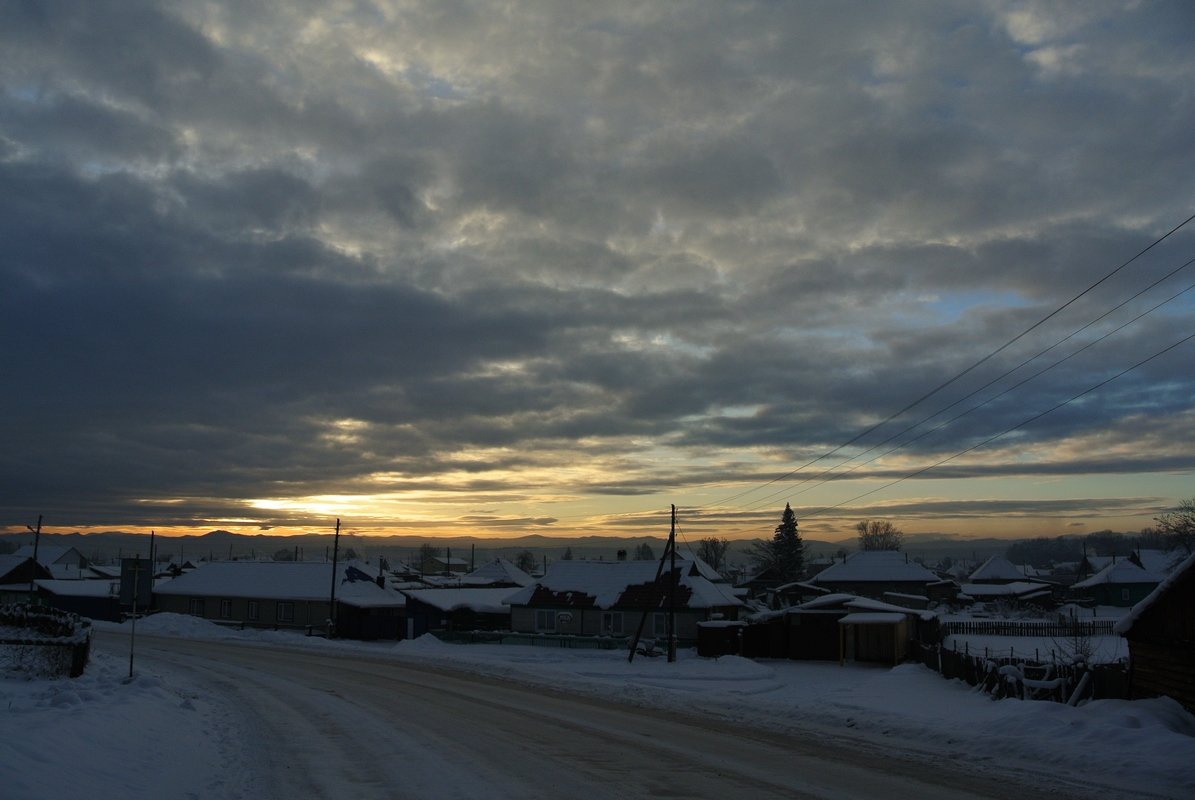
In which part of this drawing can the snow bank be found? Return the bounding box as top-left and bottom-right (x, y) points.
(0, 649), (257, 800)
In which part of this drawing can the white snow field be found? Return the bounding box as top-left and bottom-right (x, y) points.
(1, 613), (1192, 799)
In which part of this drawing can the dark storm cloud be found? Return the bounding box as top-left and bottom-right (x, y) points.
(2, 1), (1194, 532)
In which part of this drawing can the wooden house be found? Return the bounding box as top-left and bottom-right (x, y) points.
(789, 593), (933, 665)
(0, 555), (54, 603)
(402, 587), (518, 638)
(1115, 553), (1195, 714)
(506, 557), (744, 645)
(1071, 559), (1163, 607)
(154, 561), (405, 639)
(809, 551), (941, 600)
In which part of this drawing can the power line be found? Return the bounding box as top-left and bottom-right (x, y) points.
(701, 211), (1195, 511)
(801, 330), (1195, 521)
(736, 258), (1195, 513)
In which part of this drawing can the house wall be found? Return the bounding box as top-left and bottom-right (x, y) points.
(155, 594), (331, 630)
(1124, 565), (1195, 713)
(510, 605), (718, 644)
(1086, 583), (1157, 607)
(785, 612), (843, 660)
(1127, 640), (1195, 714)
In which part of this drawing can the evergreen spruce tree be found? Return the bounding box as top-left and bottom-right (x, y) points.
(773, 503), (804, 582)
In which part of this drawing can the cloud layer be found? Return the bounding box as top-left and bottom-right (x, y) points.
(3, 1), (1194, 538)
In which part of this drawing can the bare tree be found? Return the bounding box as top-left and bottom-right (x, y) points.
(514, 550), (538, 573)
(856, 519), (904, 551)
(695, 537), (730, 572)
(1155, 497), (1195, 554)
(633, 543), (654, 560)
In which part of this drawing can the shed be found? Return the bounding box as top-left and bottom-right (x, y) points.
(1114, 552), (1195, 714)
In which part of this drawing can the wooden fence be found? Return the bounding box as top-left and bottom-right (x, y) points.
(916, 643), (1128, 703)
(941, 619), (1114, 637)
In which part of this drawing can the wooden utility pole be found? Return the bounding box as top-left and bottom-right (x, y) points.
(628, 505), (678, 664)
(668, 504), (677, 663)
(26, 514), (42, 600)
(328, 519), (341, 637)
(129, 554), (143, 678)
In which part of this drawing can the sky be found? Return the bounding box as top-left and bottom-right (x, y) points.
(2, 1), (1194, 543)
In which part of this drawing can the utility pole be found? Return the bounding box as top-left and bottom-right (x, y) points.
(328, 519), (341, 637)
(129, 553), (143, 679)
(26, 514), (43, 602)
(628, 506), (678, 664)
(668, 504), (677, 663)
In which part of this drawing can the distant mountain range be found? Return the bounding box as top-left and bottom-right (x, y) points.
(2, 528), (1040, 567)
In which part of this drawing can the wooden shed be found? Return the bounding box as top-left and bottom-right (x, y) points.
(1115, 552), (1195, 714)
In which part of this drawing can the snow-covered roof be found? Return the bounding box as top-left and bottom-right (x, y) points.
(968, 556), (1025, 582)
(1132, 549), (1187, 575)
(810, 551), (939, 584)
(12, 544), (84, 567)
(1114, 551), (1195, 635)
(0, 554), (29, 578)
(959, 581), (1052, 598)
(504, 558), (743, 611)
(838, 612), (906, 625)
(35, 579), (119, 598)
(793, 593), (935, 621)
(154, 560), (403, 607)
(1072, 559), (1164, 589)
(403, 587), (519, 614)
(464, 557), (534, 587)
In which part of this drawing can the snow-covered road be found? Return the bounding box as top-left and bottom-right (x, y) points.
(95, 632), (1091, 800)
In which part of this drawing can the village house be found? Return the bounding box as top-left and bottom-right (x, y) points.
(1071, 559), (1165, 607)
(154, 560), (405, 640)
(1115, 552), (1195, 714)
(401, 587), (519, 638)
(34, 578), (123, 622)
(12, 544), (97, 580)
(0, 555), (54, 603)
(506, 557), (744, 645)
(808, 551), (945, 601)
(967, 555), (1029, 584)
(748, 593), (935, 664)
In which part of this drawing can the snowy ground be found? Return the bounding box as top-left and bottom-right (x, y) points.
(3, 614), (1194, 799)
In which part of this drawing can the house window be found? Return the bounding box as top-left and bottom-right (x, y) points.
(1121, 588), (1130, 602)
(277, 601), (295, 623)
(247, 600), (259, 621)
(188, 598), (205, 616)
(652, 612), (669, 637)
(601, 611), (624, 635)
(535, 609), (556, 632)
(219, 599), (233, 619)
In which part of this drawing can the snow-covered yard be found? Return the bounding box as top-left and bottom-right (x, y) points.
(2, 613), (1193, 799)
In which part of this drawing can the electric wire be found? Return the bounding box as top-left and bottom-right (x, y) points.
(798, 330), (1195, 521)
(701, 211), (1195, 511)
